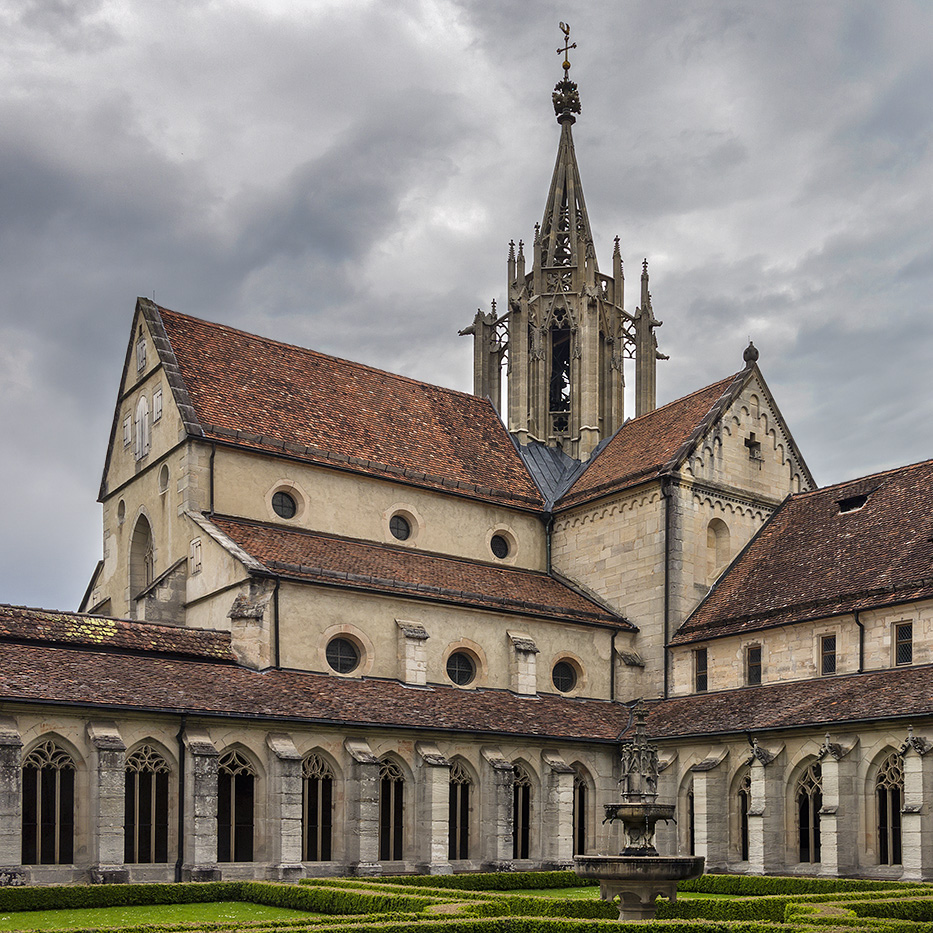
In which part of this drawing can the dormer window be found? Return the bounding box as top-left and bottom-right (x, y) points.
(136, 335), (147, 372)
(838, 494), (868, 514)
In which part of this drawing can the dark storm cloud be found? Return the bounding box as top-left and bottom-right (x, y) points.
(1, 0), (932, 610)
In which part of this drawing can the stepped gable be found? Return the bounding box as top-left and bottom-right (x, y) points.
(672, 458), (933, 645)
(0, 604), (236, 662)
(0, 641), (632, 743)
(631, 664), (933, 740)
(210, 516), (630, 628)
(558, 372), (743, 508)
(156, 306), (543, 509)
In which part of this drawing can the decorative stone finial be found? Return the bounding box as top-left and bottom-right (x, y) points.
(743, 340), (759, 364)
(517, 239), (524, 260)
(508, 240), (515, 260)
(642, 258), (648, 276)
(552, 22), (581, 123)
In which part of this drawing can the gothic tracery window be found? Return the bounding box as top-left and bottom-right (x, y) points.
(572, 771), (587, 855)
(737, 769), (752, 862)
(796, 762), (822, 863)
(448, 761), (471, 860)
(125, 744), (170, 864)
(218, 750), (255, 862)
(549, 308), (572, 427)
(22, 741), (75, 865)
(876, 752), (903, 866)
(512, 765), (532, 859)
(302, 754), (334, 862)
(379, 759), (404, 861)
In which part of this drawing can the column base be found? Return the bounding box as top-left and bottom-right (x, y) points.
(416, 862), (453, 875)
(90, 867), (129, 885)
(351, 862), (382, 877)
(270, 863), (304, 882)
(181, 865), (222, 882)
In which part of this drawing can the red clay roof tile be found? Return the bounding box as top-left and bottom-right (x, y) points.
(210, 516), (630, 627)
(156, 307), (543, 509)
(672, 458), (933, 645)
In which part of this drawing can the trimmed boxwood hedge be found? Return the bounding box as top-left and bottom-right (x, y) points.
(679, 875), (925, 896)
(368, 871), (596, 891)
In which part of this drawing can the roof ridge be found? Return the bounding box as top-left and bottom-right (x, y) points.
(624, 371), (741, 426)
(157, 305), (487, 405)
(790, 455), (933, 498)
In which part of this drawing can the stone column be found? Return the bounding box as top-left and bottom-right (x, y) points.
(86, 721), (128, 884)
(181, 727), (220, 881)
(901, 730), (933, 881)
(541, 751), (575, 869)
(746, 743), (785, 875)
(266, 733), (303, 881)
(0, 717), (24, 886)
(480, 747), (514, 870)
(690, 748), (729, 871)
(344, 739), (380, 876)
(817, 735), (858, 877)
(415, 742), (452, 874)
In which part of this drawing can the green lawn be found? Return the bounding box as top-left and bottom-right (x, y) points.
(0, 901), (321, 931)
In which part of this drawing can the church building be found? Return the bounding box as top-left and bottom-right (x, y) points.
(1, 38), (932, 886)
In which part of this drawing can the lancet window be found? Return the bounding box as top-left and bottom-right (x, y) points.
(448, 761), (471, 860)
(737, 770), (752, 862)
(302, 754), (334, 862)
(796, 762), (822, 863)
(876, 753), (903, 866)
(218, 750), (255, 862)
(572, 771), (587, 855)
(125, 744), (170, 864)
(512, 765), (532, 859)
(379, 759), (404, 861)
(22, 741), (75, 865)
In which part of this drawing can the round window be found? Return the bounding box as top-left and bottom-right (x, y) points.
(272, 490), (297, 519)
(326, 637), (360, 674)
(552, 660), (577, 693)
(389, 514), (411, 541)
(490, 534), (510, 559)
(446, 651), (476, 686)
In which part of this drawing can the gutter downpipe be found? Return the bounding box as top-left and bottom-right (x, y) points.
(545, 512), (554, 574)
(273, 578), (281, 669)
(662, 476), (673, 700)
(174, 712), (187, 883)
(208, 444), (216, 515)
(855, 609), (864, 672)
(610, 629), (617, 702)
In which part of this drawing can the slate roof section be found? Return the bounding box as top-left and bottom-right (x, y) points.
(154, 306), (543, 509)
(209, 516), (631, 628)
(0, 640), (633, 743)
(0, 605), (237, 663)
(635, 664), (933, 740)
(558, 372), (746, 508)
(672, 458), (933, 645)
(518, 441), (589, 510)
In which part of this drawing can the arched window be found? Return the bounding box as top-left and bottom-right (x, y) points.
(129, 515), (154, 601)
(302, 754), (334, 862)
(134, 395), (150, 460)
(125, 745), (170, 864)
(707, 518), (730, 582)
(737, 769), (752, 862)
(448, 761), (471, 860)
(549, 308), (572, 435)
(572, 771), (587, 855)
(218, 750), (255, 862)
(379, 759), (404, 861)
(796, 762), (822, 863)
(876, 752), (904, 866)
(686, 785), (696, 856)
(513, 765), (532, 859)
(22, 741), (75, 865)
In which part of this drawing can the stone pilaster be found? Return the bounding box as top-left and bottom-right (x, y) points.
(181, 727), (220, 882)
(266, 733), (303, 881)
(901, 730), (933, 881)
(396, 621), (429, 686)
(480, 747), (514, 870)
(0, 717), (24, 885)
(689, 748), (729, 871)
(817, 735), (858, 876)
(746, 743), (785, 875)
(344, 739), (381, 876)
(86, 721), (128, 884)
(415, 742), (452, 874)
(541, 751), (575, 869)
(508, 632), (538, 695)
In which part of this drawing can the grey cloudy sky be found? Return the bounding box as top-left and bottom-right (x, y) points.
(2, 0), (932, 611)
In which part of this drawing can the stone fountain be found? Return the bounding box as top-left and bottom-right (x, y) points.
(573, 703), (704, 920)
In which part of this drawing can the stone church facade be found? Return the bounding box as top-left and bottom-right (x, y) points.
(1, 54), (932, 886)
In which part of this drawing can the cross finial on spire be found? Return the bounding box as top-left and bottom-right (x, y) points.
(558, 22), (576, 74)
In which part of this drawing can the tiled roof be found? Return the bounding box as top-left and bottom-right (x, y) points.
(0, 641), (633, 743)
(210, 516), (630, 627)
(558, 372), (745, 508)
(155, 306), (543, 509)
(0, 605), (237, 662)
(637, 664), (933, 740)
(672, 458), (933, 645)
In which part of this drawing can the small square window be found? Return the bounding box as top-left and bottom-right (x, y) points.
(153, 387), (163, 423)
(746, 645), (762, 686)
(820, 634), (837, 675)
(136, 337), (147, 372)
(694, 648), (708, 693)
(123, 415), (131, 448)
(189, 538), (202, 575)
(895, 622), (913, 666)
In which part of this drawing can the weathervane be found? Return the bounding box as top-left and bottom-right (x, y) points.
(558, 22), (576, 73)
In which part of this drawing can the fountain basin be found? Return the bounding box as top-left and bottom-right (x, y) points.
(574, 854), (705, 920)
